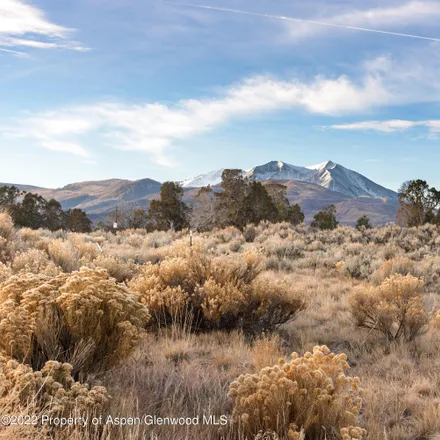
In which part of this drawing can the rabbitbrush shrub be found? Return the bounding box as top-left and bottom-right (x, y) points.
(0, 355), (108, 417)
(349, 274), (428, 342)
(228, 345), (366, 440)
(0, 268), (150, 376)
(0, 355), (108, 437)
(130, 245), (305, 332)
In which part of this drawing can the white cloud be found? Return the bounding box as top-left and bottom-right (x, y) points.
(0, 0), (87, 54)
(285, 1), (440, 40)
(328, 120), (440, 136)
(2, 52), (440, 164)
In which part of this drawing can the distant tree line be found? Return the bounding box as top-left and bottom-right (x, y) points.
(0, 185), (92, 232)
(8, 175), (437, 235)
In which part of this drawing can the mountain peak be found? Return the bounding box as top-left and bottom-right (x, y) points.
(306, 160), (337, 171)
(180, 159), (397, 200)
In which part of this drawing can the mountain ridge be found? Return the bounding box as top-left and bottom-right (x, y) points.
(1, 160), (399, 225)
(181, 160), (398, 200)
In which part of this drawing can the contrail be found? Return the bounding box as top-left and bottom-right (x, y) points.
(0, 48), (28, 56)
(164, 1), (440, 43)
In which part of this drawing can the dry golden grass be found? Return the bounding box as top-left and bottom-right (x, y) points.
(1, 212), (440, 439)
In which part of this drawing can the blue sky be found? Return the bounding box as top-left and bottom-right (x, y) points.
(1, 0), (440, 190)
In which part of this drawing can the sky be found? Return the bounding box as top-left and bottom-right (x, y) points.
(1, 0), (440, 190)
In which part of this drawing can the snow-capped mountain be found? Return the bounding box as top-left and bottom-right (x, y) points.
(181, 160), (397, 200)
(244, 160), (314, 181)
(180, 169), (225, 188)
(304, 161), (397, 199)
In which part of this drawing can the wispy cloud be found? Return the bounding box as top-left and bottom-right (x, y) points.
(166, 1), (440, 42)
(0, 0), (88, 55)
(328, 120), (440, 134)
(283, 1), (440, 41)
(2, 52), (440, 164)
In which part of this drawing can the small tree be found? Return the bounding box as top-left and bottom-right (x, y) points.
(65, 208), (92, 232)
(215, 169), (249, 230)
(356, 215), (373, 230)
(126, 208), (148, 229)
(245, 181), (277, 225)
(286, 203), (305, 226)
(191, 186), (217, 232)
(266, 184), (304, 225)
(44, 199), (66, 231)
(397, 179), (440, 227)
(311, 204), (338, 230)
(14, 193), (47, 229)
(147, 182), (189, 232)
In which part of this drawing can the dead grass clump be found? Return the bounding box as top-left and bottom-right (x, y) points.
(349, 274), (428, 342)
(0, 268), (150, 376)
(228, 345), (366, 440)
(252, 334), (284, 372)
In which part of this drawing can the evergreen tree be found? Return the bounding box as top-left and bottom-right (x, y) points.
(286, 203), (305, 226)
(14, 193), (47, 229)
(44, 199), (66, 231)
(147, 182), (189, 231)
(245, 181), (277, 224)
(397, 179), (440, 227)
(0, 186), (22, 208)
(65, 208), (93, 232)
(216, 169), (249, 230)
(311, 204), (339, 230)
(266, 184), (304, 225)
(356, 215), (373, 230)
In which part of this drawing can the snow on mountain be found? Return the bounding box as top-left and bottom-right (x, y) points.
(180, 169), (225, 188)
(304, 161), (397, 199)
(180, 160), (397, 200)
(244, 161), (314, 181)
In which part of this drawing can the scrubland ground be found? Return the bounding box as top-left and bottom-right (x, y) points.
(1, 211), (440, 440)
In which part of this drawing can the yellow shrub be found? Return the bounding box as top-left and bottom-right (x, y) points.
(0, 268), (150, 375)
(349, 274), (427, 341)
(11, 249), (56, 275)
(0, 355), (108, 433)
(228, 345), (366, 440)
(130, 246), (304, 332)
(47, 239), (80, 273)
(93, 254), (136, 282)
(371, 256), (416, 284)
(0, 262), (11, 283)
(0, 212), (14, 240)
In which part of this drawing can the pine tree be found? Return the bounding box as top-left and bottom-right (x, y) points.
(216, 170), (249, 230)
(65, 208), (93, 232)
(14, 193), (47, 229)
(266, 184), (304, 225)
(311, 204), (339, 230)
(397, 179), (440, 227)
(245, 181), (277, 224)
(147, 182), (189, 231)
(356, 215), (373, 230)
(44, 199), (66, 231)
